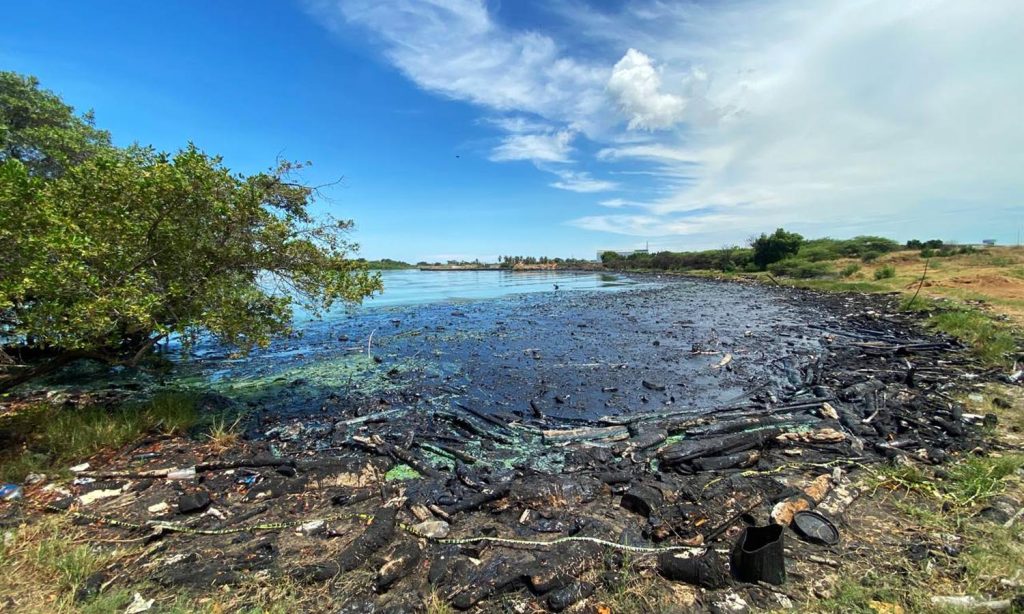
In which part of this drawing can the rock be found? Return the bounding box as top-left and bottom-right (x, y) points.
(147, 501), (170, 514)
(177, 491), (211, 514)
(642, 380), (667, 392)
(411, 520), (450, 539)
(299, 520), (327, 536)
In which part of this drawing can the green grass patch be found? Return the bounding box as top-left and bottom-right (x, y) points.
(926, 308), (1018, 366)
(384, 464), (421, 481)
(0, 391), (198, 482)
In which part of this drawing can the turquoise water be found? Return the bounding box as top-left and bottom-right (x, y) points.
(355, 269), (639, 308)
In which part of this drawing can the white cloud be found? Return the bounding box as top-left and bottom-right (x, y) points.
(490, 130), (575, 163)
(549, 169), (618, 193)
(309, 0), (609, 130)
(599, 198), (644, 208)
(607, 48), (686, 130)
(311, 0), (1024, 246)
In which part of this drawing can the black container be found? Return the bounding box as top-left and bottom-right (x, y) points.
(730, 524), (786, 585)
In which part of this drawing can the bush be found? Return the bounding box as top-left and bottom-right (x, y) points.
(768, 258), (833, 278)
(874, 265), (896, 280)
(920, 248), (935, 258)
(752, 228), (804, 269)
(840, 263), (861, 278)
(861, 251), (881, 263)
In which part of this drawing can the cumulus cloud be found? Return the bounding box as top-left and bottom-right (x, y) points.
(490, 130), (575, 163)
(310, 0), (1024, 246)
(607, 48), (686, 130)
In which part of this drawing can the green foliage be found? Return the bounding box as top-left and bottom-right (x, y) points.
(604, 247), (752, 272)
(767, 257), (833, 278)
(798, 236), (900, 262)
(358, 258), (414, 270)
(0, 72), (111, 177)
(0, 72), (381, 386)
(840, 263), (862, 277)
(873, 264), (896, 279)
(751, 228), (803, 269)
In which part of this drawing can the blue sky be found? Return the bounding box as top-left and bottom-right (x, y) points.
(4, 1), (1023, 261)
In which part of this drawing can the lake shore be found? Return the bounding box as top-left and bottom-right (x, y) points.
(1, 275), (1021, 612)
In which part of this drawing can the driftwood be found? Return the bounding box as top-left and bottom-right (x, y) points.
(659, 427), (788, 466)
(450, 555), (529, 610)
(542, 425), (629, 444)
(353, 435), (442, 478)
(337, 507), (397, 572)
(443, 484), (511, 515)
(620, 484), (664, 518)
(375, 541), (422, 592)
(692, 450), (761, 472)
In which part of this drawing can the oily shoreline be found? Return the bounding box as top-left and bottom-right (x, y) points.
(0, 277), (1004, 612)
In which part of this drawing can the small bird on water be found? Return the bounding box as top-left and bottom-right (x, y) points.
(553, 284), (559, 290)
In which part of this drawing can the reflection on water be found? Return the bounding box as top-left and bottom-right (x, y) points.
(356, 269), (637, 309)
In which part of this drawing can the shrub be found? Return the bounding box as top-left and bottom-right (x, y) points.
(752, 228), (804, 269)
(768, 258), (833, 278)
(861, 251), (881, 263)
(874, 265), (896, 280)
(840, 263), (861, 278)
(920, 248), (935, 258)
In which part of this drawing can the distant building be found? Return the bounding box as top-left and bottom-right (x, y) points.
(597, 248), (649, 261)
(982, 239), (997, 246)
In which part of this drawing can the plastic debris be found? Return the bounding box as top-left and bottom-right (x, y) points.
(0, 484), (24, 501)
(167, 467), (197, 480)
(124, 592), (155, 613)
(79, 488), (123, 505)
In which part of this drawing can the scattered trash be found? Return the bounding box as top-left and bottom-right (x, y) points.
(147, 501), (169, 514)
(69, 462), (90, 473)
(658, 549), (729, 588)
(731, 524), (786, 585)
(79, 488), (123, 506)
(124, 592), (154, 613)
(0, 484), (24, 501)
(167, 467), (197, 481)
(791, 511), (840, 546)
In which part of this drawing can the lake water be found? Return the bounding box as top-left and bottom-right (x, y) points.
(353, 269), (640, 308)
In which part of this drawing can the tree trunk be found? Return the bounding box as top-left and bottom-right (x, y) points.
(0, 350), (110, 393)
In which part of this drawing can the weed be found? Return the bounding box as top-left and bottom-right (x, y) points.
(0, 516), (132, 611)
(424, 590), (455, 614)
(840, 263), (862, 278)
(205, 413), (243, 450)
(873, 264), (896, 280)
(0, 392), (199, 482)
